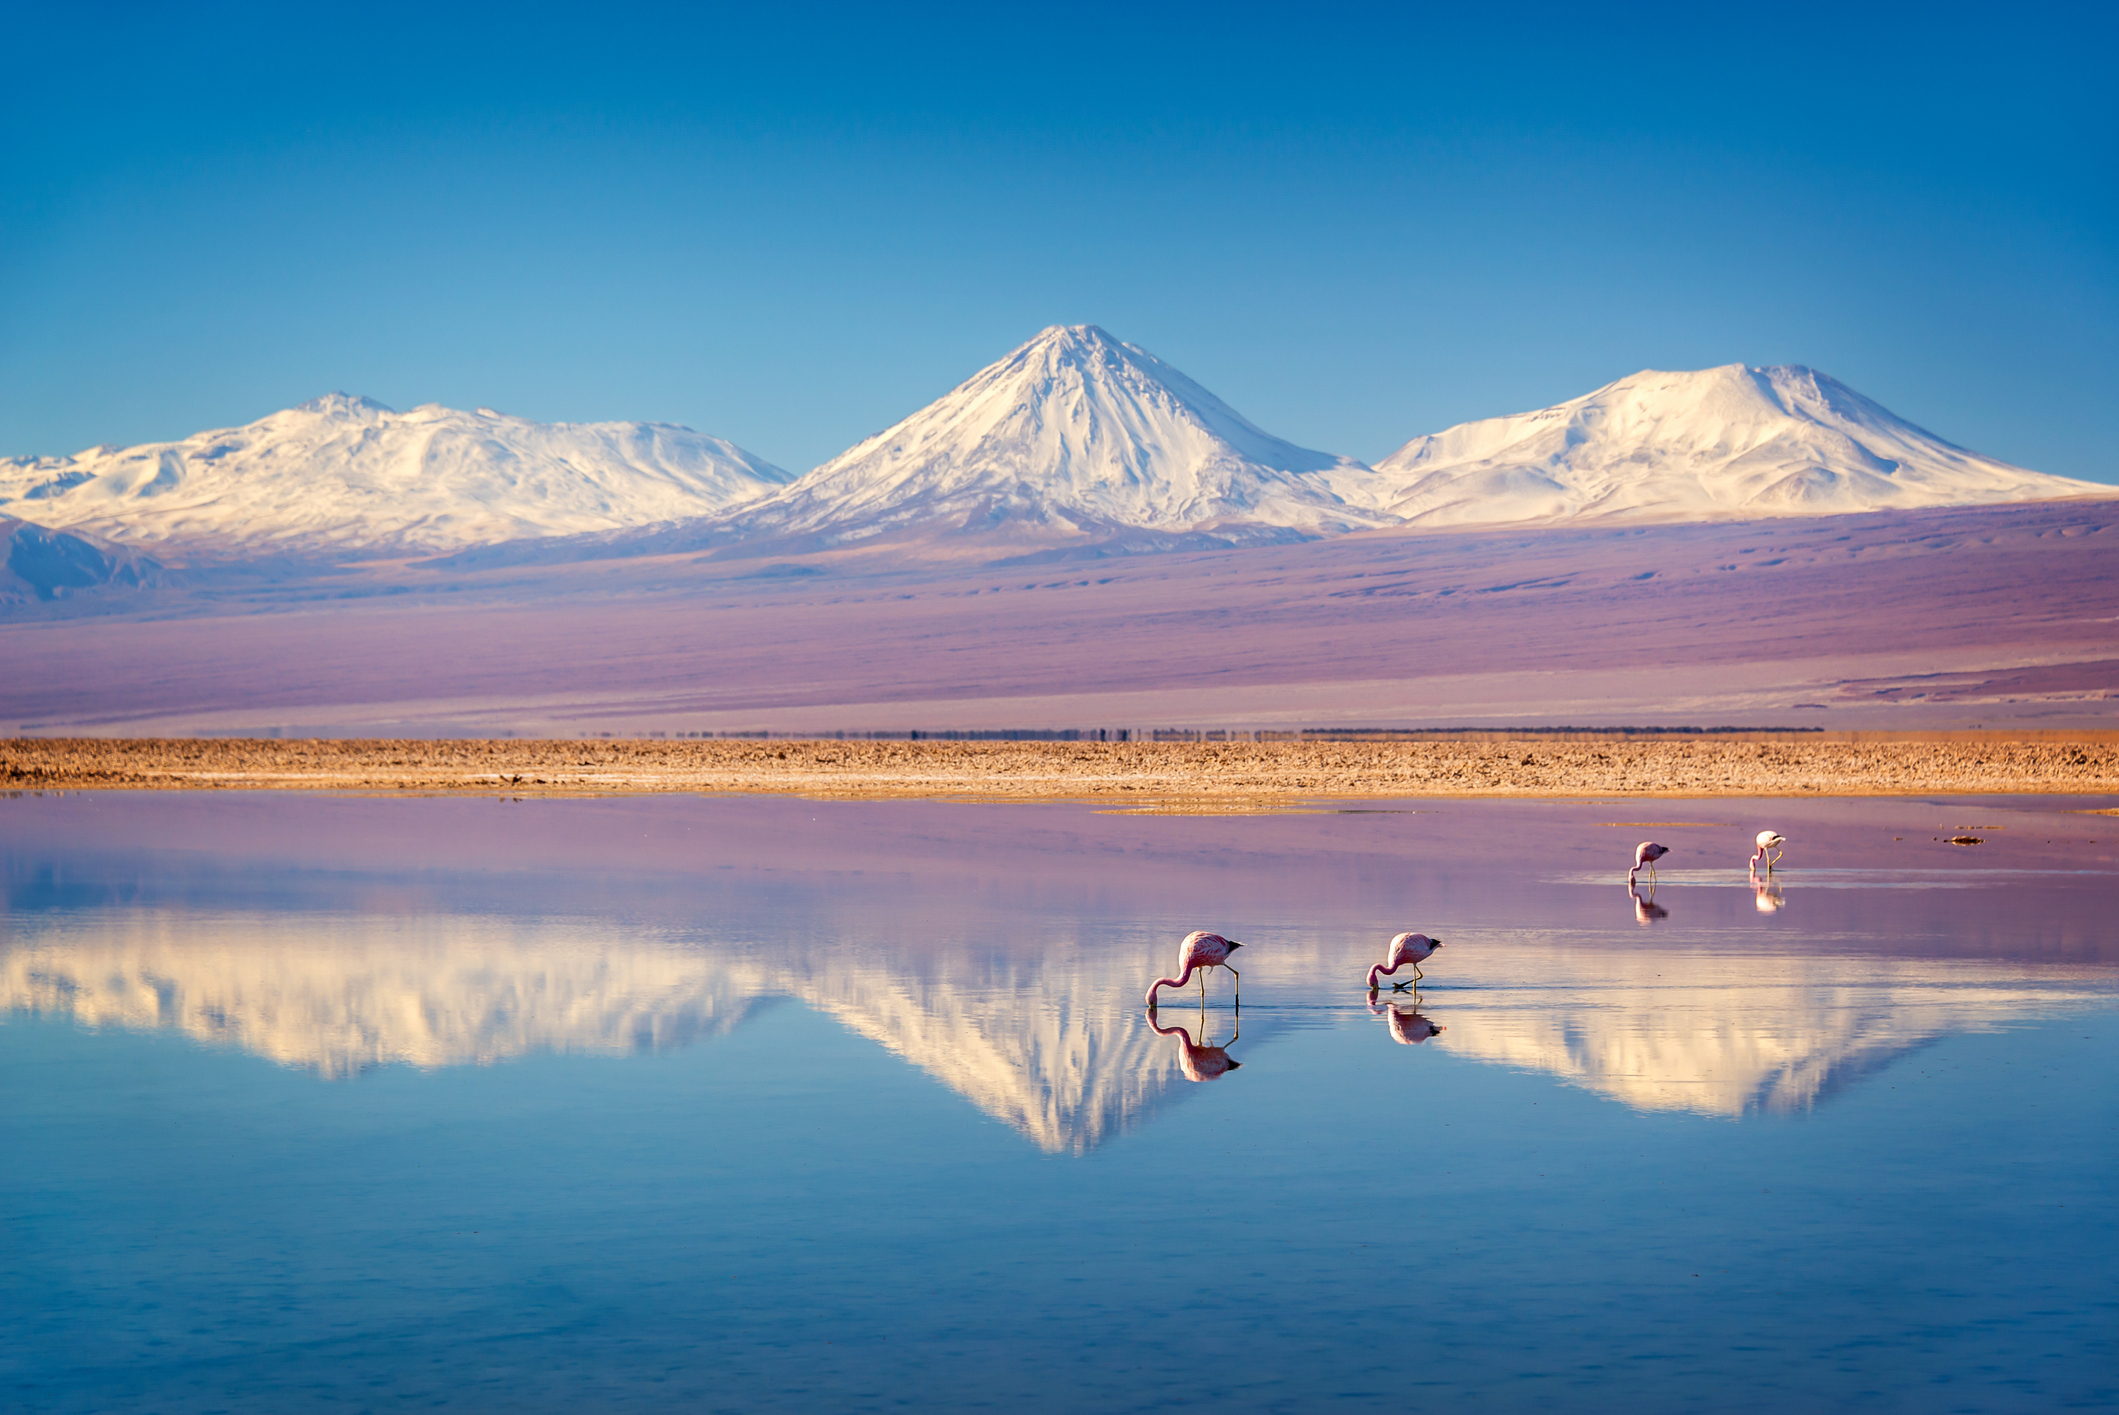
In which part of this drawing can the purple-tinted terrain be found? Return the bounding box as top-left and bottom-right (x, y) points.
(5, 499), (2116, 735)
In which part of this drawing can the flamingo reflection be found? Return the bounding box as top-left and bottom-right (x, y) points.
(1144, 930), (1243, 1011)
(1751, 875), (1786, 913)
(1630, 884), (1668, 924)
(1369, 998), (1445, 1045)
(1147, 1001), (1242, 1082)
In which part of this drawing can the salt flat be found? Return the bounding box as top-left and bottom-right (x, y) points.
(5, 499), (2115, 736)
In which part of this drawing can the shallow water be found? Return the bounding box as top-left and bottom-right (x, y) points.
(3, 791), (2115, 1413)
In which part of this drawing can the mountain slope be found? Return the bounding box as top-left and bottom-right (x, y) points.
(1, 516), (163, 604)
(0, 394), (792, 558)
(715, 324), (1386, 550)
(1366, 364), (2105, 527)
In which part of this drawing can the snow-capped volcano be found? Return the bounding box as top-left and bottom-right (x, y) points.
(1364, 364), (2104, 527)
(718, 324), (1385, 549)
(0, 394), (792, 558)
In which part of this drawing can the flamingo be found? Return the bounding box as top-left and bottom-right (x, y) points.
(1366, 932), (1444, 991)
(1629, 841), (1669, 885)
(1147, 1006), (1241, 1081)
(1751, 830), (1786, 871)
(1144, 930), (1242, 1010)
(1369, 999), (1445, 1045)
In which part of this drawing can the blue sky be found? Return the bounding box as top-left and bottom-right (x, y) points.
(3, 2), (2113, 478)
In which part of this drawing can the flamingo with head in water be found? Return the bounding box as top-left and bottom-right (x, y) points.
(1144, 930), (1242, 1010)
(1367, 931), (1443, 991)
(1751, 830), (1786, 871)
(1629, 841), (1669, 885)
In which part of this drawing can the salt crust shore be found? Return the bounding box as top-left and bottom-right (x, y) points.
(6, 735), (2118, 806)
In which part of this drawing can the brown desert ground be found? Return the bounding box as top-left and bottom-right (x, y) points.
(7, 733), (2118, 805)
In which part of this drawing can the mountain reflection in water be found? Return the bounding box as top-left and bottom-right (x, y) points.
(6, 909), (2108, 1147)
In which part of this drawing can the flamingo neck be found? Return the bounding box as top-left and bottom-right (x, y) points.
(1366, 961), (1392, 989)
(1145, 965), (1196, 1006)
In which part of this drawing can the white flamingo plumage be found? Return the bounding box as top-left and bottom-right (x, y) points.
(1366, 932), (1444, 991)
(1629, 841), (1670, 885)
(1751, 830), (1786, 870)
(1144, 930), (1243, 1010)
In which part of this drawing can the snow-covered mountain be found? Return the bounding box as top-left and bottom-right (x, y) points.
(0, 394), (792, 558)
(710, 324), (1388, 551)
(1364, 364), (2104, 527)
(9, 354), (2103, 572)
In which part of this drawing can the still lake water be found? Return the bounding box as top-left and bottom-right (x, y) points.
(3, 791), (2115, 1413)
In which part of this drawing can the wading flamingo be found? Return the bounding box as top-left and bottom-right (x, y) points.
(1369, 998), (1445, 1045)
(1366, 932), (1444, 991)
(1629, 841), (1669, 885)
(1144, 930), (1242, 1010)
(1751, 831), (1786, 871)
(1147, 1004), (1241, 1081)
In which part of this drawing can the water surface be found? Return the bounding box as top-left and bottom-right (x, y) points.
(4, 792), (2115, 1412)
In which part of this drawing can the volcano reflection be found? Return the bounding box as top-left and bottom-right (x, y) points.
(3, 912), (2108, 1144)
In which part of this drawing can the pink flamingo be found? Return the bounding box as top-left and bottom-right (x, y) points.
(1366, 931), (1444, 991)
(1629, 841), (1669, 885)
(1144, 930), (1243, 1010)
(1370, 999), (1445, 1045)
(1147, 1008), (1241, 1081)
(1750, 830), (1786, 871)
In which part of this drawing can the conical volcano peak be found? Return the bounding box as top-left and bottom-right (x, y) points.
(710, 326), (1383, 548)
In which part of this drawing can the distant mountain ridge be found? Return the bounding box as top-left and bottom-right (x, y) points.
(0, 516), (162, 604)
(3, 340), (2105, 568)
(0, 394), (792, 558)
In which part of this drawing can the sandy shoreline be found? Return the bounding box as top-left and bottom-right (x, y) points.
(6, 734), (2119, 805)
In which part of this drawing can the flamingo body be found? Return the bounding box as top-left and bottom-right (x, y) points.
(1751, 830), (1786, 869)
(1367, 931), (1444, 991)
(1144, 930), (1243, 1009)
(1629, 841), (1670, 885)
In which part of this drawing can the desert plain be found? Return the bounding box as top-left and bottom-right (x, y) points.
(7, 732), (2117, 805)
